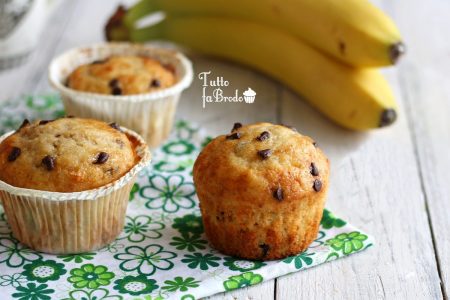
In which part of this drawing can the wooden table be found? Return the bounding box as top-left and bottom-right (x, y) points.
(0, 0), (448, 299)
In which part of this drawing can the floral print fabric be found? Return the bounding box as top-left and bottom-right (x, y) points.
(0, 95), (374, 299)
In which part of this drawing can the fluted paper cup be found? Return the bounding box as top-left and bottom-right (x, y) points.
(0, 127), (151, 254)
(48, 43), (193, 148)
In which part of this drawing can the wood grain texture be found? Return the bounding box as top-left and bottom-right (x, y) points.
(274, 1), (447, 297)
(274, 67), (442, 299)
(391, 0), (450, 298)
(0, 0), (448, 299)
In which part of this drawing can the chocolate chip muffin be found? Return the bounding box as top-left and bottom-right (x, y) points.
(0, 117), (150, 254)
(0, 117), (139, 192)
(66, 55), (176, 95)
(193, 122), (329, 260)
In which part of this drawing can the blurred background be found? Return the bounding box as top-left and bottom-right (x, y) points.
(0, 0), (449, 299)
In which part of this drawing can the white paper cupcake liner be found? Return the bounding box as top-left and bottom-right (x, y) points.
(48, 43), (193, 148)
(0, 127), (151, 254)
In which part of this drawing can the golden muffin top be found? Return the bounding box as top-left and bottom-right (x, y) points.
(193, 122), (329, 205)
(67, 55), (176, 95)
(0, 117), (139, 192)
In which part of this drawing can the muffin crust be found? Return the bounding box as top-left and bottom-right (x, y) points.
(67, 55), (176, 95)
(193, 122), (330, 260)
(0, 117), (139, 192)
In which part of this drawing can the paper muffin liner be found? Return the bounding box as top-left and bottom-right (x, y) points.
(0, 127), (151, 254)
(48, 43), (193, 148)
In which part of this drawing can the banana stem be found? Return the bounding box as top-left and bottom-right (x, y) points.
(124, 0), (160, 28)
(105, 5), (130, 41)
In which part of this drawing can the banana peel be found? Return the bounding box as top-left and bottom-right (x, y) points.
(105, 7), (398, 130)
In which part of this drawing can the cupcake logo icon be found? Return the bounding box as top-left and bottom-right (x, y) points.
(243, 88), (256, 104)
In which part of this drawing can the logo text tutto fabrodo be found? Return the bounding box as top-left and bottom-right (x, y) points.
(199, 71), (256, 108)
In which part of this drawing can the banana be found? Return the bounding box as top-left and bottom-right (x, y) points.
(122, 0), (404, 67)
(108, 16), (397, 130)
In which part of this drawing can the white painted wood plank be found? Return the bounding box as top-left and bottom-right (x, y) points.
(391, 0), (450, 297)
(206, 281), (274, 300)
(275, 0), (447, 297)
(275, 67), (442, 299)
(0, 0), (447, 298)
(177, 55), (280, 130)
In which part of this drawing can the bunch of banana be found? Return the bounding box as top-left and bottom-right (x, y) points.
(105, 0), (404, 130)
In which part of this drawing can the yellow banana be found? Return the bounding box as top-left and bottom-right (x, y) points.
(123, 0), (404, 67)
(122, 16), (397, 130)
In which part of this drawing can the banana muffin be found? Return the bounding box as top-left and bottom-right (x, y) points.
(0, 117), (139, 192)
(0, 117), (150, 254)
(193, 122), (330, 260)
(66, 55), (176, 95)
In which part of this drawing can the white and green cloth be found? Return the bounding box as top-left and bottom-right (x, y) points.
(0, 95), (374, 300)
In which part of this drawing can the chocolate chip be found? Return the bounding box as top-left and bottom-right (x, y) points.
(109, 79), (120, 88)
(39, 120), (54, 125)
(313, 179), (322, 192)
(313, 141), (318, 147)
(112, 87), (122, 95)
(94, 152), (109, 164)
(257, 149), (272, 160)
(310, 163), (319, 176)
(7, 147), (21, 162)
(226, 132), (241, 140)
(273, 187), (283, 201)
(92, 59), (106, 65)
(281, 124), (297, 132)
(231, 122), (242, 132)
(259, 243), (270, 257)
(256, 131), (270, 141)
(109, 79), (122, 95)
(42, 155), (56, 171)
(109, 122), (121, 131)
(18, 119), (30, 131)
(150, 79), (161, 88)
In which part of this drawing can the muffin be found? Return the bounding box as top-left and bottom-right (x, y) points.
(49, 43), (193, 148)
(67, 55), (176, 95)
(0, 117), (139, 192)
(193, 122), (329, 260)
(0, 117), (151, 254)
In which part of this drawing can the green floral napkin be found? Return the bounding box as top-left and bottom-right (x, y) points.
(0, 95), (373, 300)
